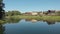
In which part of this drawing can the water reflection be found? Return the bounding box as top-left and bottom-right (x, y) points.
(7, 18), (21, 23)
(0, 18), (21, 24)
(44, 20), (55, 25)
(25, 19), (38, 22)
(0, 18), (60, 25)
(0, 18), (56, 34)
(0, 18), (21, 34)
(0, 18), (60, 34)
(0, 23), (5, 34)
(25, 18), (60, 25)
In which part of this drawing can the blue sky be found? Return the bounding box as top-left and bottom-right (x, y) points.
(4, 0), (60, 13)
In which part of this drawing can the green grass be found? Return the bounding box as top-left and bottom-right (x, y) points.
(0, 20), (7, 24)
(42, 16), (60, 21)
(6, 15), (60, 21)
(6, 15), (42, 19)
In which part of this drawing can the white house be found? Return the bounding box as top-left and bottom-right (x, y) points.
(32, 12), (38, 15)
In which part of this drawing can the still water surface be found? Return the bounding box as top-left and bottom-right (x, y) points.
(0, 19), (60, 34)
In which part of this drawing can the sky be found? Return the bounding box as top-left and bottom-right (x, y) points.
(3, 0), (60, 13)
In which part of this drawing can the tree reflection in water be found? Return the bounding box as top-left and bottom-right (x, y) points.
(0, 23), (5, 34)
(25, 19), (38, 23)
(0, 18), (21, 25)
(0, 18), (21, 34)
(45, 20), (55, 25)
(7, 18), (21, 23)
(25, 18), (60, 25)
(1, 18), (60, 25)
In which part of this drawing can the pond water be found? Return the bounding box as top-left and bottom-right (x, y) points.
(0, 19), (60, 34)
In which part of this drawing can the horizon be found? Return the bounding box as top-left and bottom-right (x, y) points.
(4, 0), (60, 13)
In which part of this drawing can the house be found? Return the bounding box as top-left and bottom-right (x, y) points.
(47, 10), (55, 13)
(31, 12), (38, 16)
(43, 10), (56, 16)
(24, 11), (44, 16)
(24, 12), (32, 15)
(24, 12), (38, 16)
(47, 10), (56, 16)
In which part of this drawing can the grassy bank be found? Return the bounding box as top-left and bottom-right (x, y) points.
(6, 15), (60, 21)
(0, 15), (60, 24)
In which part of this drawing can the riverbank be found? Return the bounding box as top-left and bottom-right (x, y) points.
(6, 15), (60, 21)
(0, 15), (60, 24)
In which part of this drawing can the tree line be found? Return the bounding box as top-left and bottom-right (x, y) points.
(5, 10), (60, 16)
(5, 10), (21, 16)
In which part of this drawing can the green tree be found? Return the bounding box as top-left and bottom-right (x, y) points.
(5, 10), (21, 16)
(0, 0), (3, 2)
(5, 11), (12, 16)
(11, 10), (21, 15)
(0, 0), (5, 19)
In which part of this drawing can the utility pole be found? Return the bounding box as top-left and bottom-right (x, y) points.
(0, 0), (5, 19)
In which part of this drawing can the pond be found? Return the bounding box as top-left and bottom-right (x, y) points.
(0, 19), (60, 34)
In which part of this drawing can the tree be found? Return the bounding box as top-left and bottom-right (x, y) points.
(0, 0), (5, 19)
(0, 0), (3, 2)
(0, 23), (5, 34)
(5, 10), (21, 16)
(11, 10), (21, 15)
